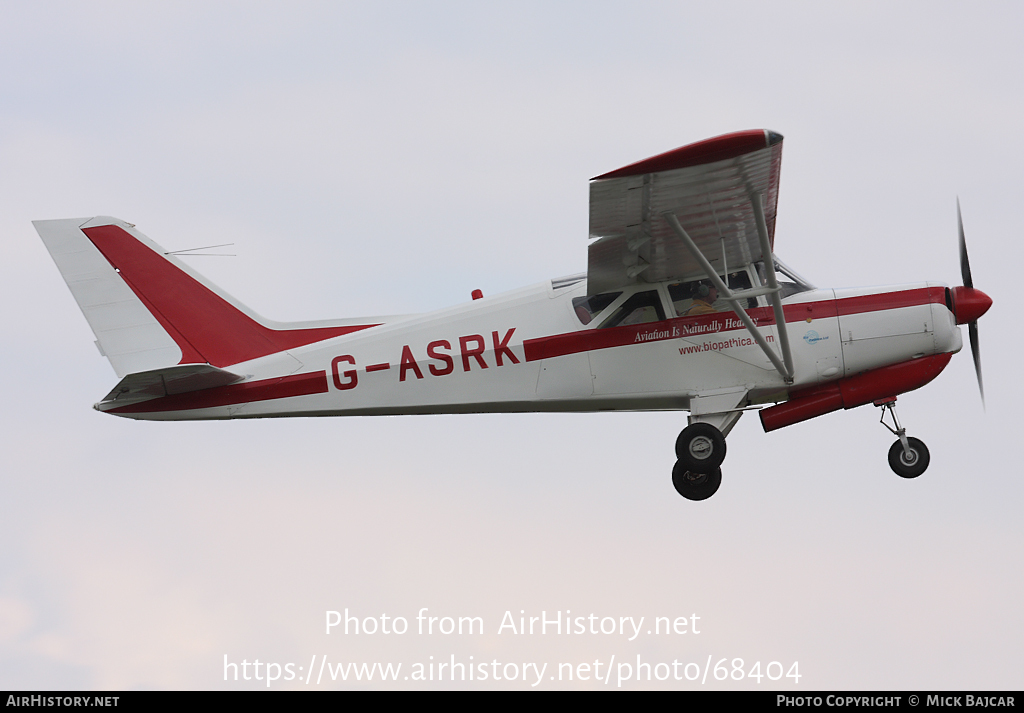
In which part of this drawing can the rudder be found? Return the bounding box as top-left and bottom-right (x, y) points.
(35, 216), (377, 378)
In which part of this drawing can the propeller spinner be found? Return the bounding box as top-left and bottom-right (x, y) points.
(951, 199), (992, 406)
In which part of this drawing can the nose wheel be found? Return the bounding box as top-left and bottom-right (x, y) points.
(887, 437), (930, 478)
(877, 398), (930, 479)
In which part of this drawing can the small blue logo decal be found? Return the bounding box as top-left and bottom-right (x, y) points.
(803, 330), (829, 345)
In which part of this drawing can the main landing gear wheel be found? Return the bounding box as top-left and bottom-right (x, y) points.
(675, 423), (726, 473)
(888, 437), (930, 479)
(672, 461), (722, 501)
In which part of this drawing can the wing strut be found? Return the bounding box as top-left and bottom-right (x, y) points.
(750, 191), (796, 382)
(662, 192), (795, 383)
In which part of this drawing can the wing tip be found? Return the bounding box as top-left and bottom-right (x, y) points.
(592, 129), (783, 181)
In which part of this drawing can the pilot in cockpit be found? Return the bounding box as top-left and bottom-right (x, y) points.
(684, 282), (718, 316)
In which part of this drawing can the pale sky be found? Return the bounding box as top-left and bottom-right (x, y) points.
(2, 1), (1022, 689)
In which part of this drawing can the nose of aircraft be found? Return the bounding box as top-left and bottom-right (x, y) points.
(951, 286), (992, 325)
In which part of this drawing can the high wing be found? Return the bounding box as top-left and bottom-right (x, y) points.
(587, 129), (783, 295)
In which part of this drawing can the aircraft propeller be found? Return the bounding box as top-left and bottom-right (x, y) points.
(954, 198), (992, 407)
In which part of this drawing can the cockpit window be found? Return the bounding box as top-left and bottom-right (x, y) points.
(668, 271), (755, 315)
(598, 290), (666, 329)
(776, 281), (807, 299)
(573, 292), (621, 325)
(755, 258), (814, 299)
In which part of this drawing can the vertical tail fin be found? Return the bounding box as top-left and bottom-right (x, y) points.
(35, 217), (377, 377)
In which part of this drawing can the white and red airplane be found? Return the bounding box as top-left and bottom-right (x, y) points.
(35, 130), (991, 500)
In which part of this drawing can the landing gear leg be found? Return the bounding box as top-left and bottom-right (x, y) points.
(671, 409), (741, 500)
(877, 397), (930, 478)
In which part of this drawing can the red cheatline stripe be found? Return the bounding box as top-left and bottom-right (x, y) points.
(83, 225), (379, 368)
(523, 287), (946, 362)
(833, 287), (944, 316)
(107, 371), (329, 414)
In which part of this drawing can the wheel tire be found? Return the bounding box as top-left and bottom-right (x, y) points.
(674, 422), (727, 473)
(672, 461), (722, 501)
(888, 437), (930, 479)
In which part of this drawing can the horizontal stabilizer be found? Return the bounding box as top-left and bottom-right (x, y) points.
(97, 363), (243, 410)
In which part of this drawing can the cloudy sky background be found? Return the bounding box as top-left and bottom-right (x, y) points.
(1, 1), (1022, 689)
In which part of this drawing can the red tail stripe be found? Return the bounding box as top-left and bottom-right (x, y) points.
(84, 225), (378, 367)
